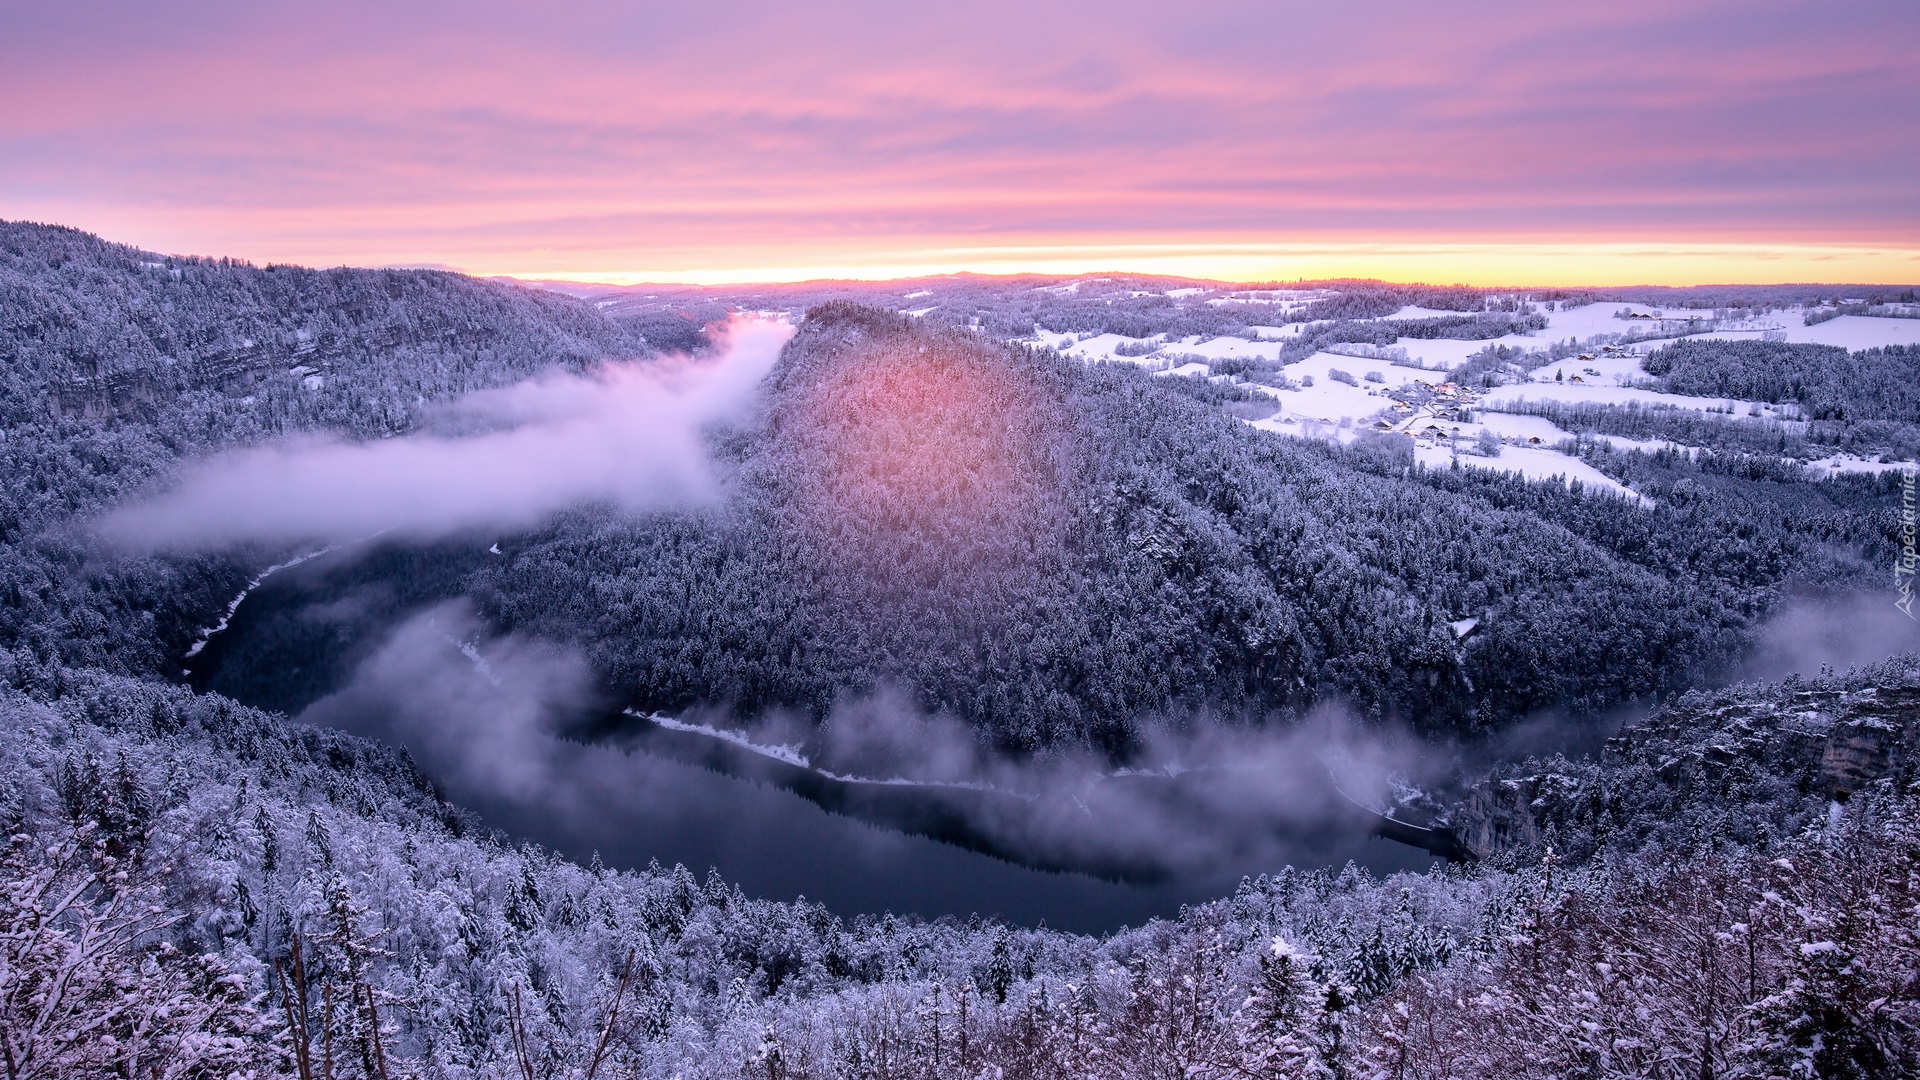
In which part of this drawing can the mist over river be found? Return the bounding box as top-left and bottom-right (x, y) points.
(186, 541), (1438, 932)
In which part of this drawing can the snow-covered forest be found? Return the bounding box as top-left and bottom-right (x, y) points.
(2, 221), (1918, 1076)
(6, 653), (1916, 1077)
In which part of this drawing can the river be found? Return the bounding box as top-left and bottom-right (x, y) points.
(186, 540), (1439, 933)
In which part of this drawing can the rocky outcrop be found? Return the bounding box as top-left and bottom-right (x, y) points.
(1441, 661), (1920, 861)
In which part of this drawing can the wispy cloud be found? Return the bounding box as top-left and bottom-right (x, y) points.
(301, 601), (1431, 893)
(3, 0), (1915, 282)
(101, 317), (792, 550)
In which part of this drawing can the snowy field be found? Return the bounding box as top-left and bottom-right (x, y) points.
(1238, 354), (1651, 498)
(1410, 442), (1647, 505)
(1538, 302), (1699, 339)
(1034, 327), (1303, 367)
(1683, 314), (1920, 351)
(1479, 382), (1787, 419)
(1350, 302), (1689, 370)
(1032, 329), (1160, 364)
(1291, 351), (1448, 388)
(1476, 413), (1574, 443)
(1165, 335), (1289, 362)
(1386, 337), (1519, 368)
(1528, 352), (1655, 386)
(1033, 300), (1851, 376)
(1026, 303), (1916, 503)
(1805, 454), (1918, 479)
(1593, 434), (1700, 457)
(1246, 352), (1445, 425)
(1156, 361), (1212, 378)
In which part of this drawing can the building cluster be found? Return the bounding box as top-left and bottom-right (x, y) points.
(1375, 379), (1485, 441)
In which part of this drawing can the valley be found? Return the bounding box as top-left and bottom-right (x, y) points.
(2, 222), (1916, 1076)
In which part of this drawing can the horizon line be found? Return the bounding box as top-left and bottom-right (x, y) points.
(474, 240), (1920, 291)
(17, 219), (1920, 292)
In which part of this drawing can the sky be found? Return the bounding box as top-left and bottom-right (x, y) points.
(3, 0), (1917, 286)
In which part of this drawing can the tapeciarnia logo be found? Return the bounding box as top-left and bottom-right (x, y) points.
(1898, 465), (1917, 619)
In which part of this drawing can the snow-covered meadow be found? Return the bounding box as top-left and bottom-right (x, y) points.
(1684, 313), (1920, 351)
(1021, 294), (1920, 498)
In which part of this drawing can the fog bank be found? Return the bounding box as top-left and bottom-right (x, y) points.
(103, 317), (792, 550)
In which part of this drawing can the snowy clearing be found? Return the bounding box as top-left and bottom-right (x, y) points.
(1683, 314), (1920, 351)
(1167, 336), (1288, 362)
(1245, 352), (1436, 424)
(1411, 442), (1648, 505)
(1538, 302), (1693, 339)
(1205, 289), (1332, 311)
(1369, 304), (1703, 371)
(1032, 329), (1155, 364)
(1384, 337), (1521, 369)
(1592, 434), (1700, 457)
(1529, 352), (1655, 387)
(1036, 327), (1308, 367)
(1480, 382), (1785, 419)
(1805, 454), (1918, 479)
(1291, 351), (1448, 387)
(1154, 362), (1212, 378)
(1476, 413), (1575, 443)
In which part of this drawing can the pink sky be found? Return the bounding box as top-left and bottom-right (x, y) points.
(4, 0), (1917, 284)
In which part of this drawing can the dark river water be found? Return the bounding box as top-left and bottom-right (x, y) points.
(187, 541), (1439, 934)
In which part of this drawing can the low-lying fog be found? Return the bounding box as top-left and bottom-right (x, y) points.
(189, 557), (1440, 932)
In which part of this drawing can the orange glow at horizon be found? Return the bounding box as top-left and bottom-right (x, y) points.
(495, 241), (1920, 290)
(15, 197), (1918, 289)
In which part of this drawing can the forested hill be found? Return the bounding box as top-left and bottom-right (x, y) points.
(0, 226), (1900, 754)
(6, 645), (1913, 1077)
(0, 221), (645, 430)
(480, 304), (1888, 752)
(0, 222), (1896, 753)
(0, 221), (648, 676)
(1642, 337), (1920, 458)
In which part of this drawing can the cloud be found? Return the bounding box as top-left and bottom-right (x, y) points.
(1740, 591), (1920, 681)
(4, 1), (1916, 278)
(296, 602), (1421, 927)
(296, 598), (1431, 896)
(667, 688), (1429, 883)
(101, 316), (792, 550)
(301, 601), (600, 807)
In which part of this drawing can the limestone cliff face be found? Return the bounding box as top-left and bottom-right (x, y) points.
(1442, 663), (1920, 861)
(1816, 689), (1918, 796)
